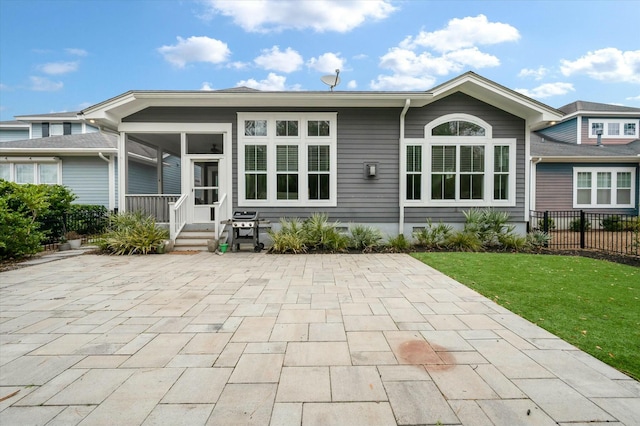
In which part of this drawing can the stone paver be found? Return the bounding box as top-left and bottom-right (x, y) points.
(1, 252), (639, 425)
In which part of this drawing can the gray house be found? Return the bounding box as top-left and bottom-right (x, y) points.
(531, 101), (640, 217)
(73, 72), (561, 246)
(0, 112), (181, 210)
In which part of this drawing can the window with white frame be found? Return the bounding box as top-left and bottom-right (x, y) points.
(404, 114), (516, 206)
(238, 113), (337, 206)
(588, 119), (639, 139)
(0, 159), (61, 184)
(573, 167), (636, 208)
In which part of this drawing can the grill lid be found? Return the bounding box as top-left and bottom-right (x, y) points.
(233, 211), (258, 221)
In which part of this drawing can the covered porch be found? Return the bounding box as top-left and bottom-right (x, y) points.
(117, 123), (233, 242)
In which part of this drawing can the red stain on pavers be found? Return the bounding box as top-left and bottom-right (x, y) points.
(396, 340), (455, 371)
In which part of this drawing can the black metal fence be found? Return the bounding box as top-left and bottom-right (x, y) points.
(39, 207), (111, 250)
(529, 210), (639, 257)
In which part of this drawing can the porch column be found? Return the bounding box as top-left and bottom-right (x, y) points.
(118, 132), (127, 212)
(157, 146), (163, 194)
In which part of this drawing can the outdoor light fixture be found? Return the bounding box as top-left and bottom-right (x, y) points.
(364, 162), (378, 178)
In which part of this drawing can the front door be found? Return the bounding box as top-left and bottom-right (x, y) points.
(192, 160), (219, 223)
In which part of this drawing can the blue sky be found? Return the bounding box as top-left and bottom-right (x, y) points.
(1, 0), (639, 121)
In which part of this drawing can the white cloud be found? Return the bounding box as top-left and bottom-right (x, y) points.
(347, 80), (357, 89)
(307, 52), (345, 73)
(77, 102), (93, 110)
(158, 36), (230, 68)
(29, 76), (63, 91)
(626, 94), (640, 101)
(373, 15), (516, 90)
(201, 82), (214, 90)
(0, 83), (8, 91)
(560, 48), (640, 83)
(228, 61), (249, 70)
(38, 61), (79, 75)
(236, 73), (301, 91)
(518, 66), (549, 80)
(515, 82), (575, 99)
(200, 0), (395, 32)
(400, 14), (519, 53)
(254, 46), (303, 73)
(65, 48), (88, 57)
(353, 53), (368, 60)
(370, 74), (436, 91)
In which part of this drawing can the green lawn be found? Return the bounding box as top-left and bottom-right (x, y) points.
(411, 252), (640, 380)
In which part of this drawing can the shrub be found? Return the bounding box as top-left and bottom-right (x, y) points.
(622, 216), (640, 232)
(268, 218), (307, 254)
(98, 211), (168, 255)
(413, 219), (452, 249)
(385, 234), (411, 252)
(462, 208), (516, 249)
(498, 233), (528, 251)
(445, 231), (482, 252)
(349, 224), (383, 252)
(0, 196), (45, 260)
(301, 213), (348, 252)
(601, 215), (623, 232)
(537, 217), (556, 231)
(569, 218), (591, 232)
(0, 181), (54, 259)
(526, 230), (551, 249)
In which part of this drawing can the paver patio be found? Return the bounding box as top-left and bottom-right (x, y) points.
(1, 252), (638, 425)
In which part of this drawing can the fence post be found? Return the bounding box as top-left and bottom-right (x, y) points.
(580, 210), (585, 249)
(543, 211), (549, 247)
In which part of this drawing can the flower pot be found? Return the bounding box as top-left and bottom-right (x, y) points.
(59, 242), (71, 251)
(219, 243), (229, 253)
(68, 239), (82, 249)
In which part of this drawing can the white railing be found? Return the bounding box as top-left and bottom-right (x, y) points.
(169, 193), (189, 241)
(125, 194), (180, 222)
(214, 193), (229, 238)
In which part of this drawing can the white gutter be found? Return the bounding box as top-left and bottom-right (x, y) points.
(399, 98), (411, 235)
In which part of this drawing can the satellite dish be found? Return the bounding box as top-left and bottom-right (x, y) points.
(321, 69), (341, 91)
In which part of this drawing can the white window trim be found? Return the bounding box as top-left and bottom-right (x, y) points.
(0, 158), (62, 184)
(403, 114), (516, 207)
(237, 113), (337, 207)
(573, 167), (636, 208)
(588, 119), (639, 139)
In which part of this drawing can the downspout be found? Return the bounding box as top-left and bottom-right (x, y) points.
(530, 157), (543, 214)
(399, 98), (411, 235)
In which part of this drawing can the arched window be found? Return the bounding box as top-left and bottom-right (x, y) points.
(431, 120), (486, 136)
(404, 113), (515, 206)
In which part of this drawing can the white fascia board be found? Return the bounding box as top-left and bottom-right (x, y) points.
(13, 115), (81, 122)
(0, 148), (118, 155)
(80, 91), (433, 129)
(0, 122), (30, 128)
(430, 74), (563, 126)
(562, 110), (640, 120)
(533, 155), (640, 163)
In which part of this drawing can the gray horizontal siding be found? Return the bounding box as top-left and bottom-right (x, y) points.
(404, 92), (527, 223)
(31, 124), (43, 139)
(162, 154), (181, 194)
(61, 156), (109, 207)
(0, 129), (29, 142)
(71, 123), (83, 134)
(535, 162), (639, 214)
(538, 118), (576, 143)
(128, 161), (158, 194)
(122, 95), (528, 224)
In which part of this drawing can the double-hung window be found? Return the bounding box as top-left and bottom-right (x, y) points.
(238, 113), (336, 206)
(404, 114), (516, 206)
(573, 167), (635, 208)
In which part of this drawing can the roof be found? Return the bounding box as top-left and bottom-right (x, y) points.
(0, 132), (117, 154)
(531, 133), (640, 160)
(557, 101), (640, 121)
(0, 120), (30, 128)
(14, 111), (80, 120)
(79, 71), (564, 131)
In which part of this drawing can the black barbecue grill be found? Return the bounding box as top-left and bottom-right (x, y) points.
(231, 211), (264, 252)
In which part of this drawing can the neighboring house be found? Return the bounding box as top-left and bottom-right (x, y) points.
(72, 71), (562, 242)
(0, 112), (181, 210)
(531, 101), (640, 217)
